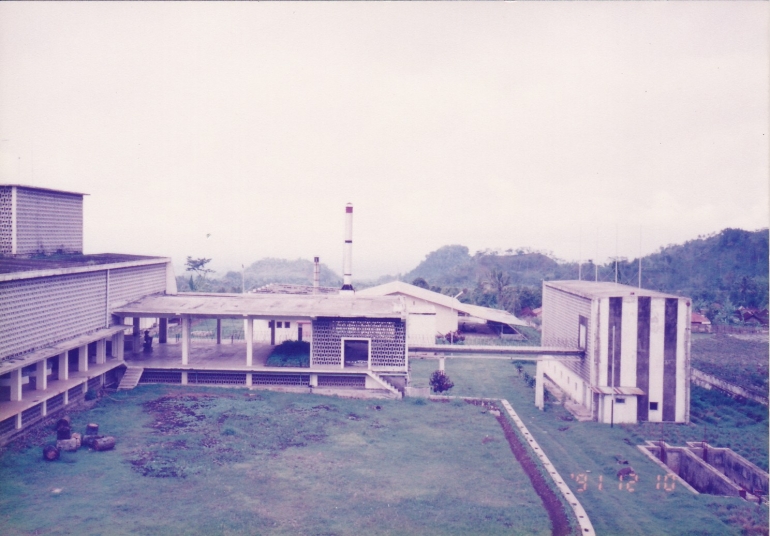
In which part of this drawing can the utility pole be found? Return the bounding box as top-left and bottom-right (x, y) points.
(610, 326), (616, 428)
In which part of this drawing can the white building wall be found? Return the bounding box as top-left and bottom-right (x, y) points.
(676, 299), (690, 422)
(14, 187), (83, 255)
(647, 298), (666, 423)
(620, 297), (638, 388)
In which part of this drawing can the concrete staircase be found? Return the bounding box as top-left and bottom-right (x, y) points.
(118, 367), (144, 390)
(367, 372), (403, 399)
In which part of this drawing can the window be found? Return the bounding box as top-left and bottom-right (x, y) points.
(649, 402), (659, 411)
(615, 397), (626, 404)
(578, 316), (588, 349)
(277, 321), (283, 328)
(285, 322), (290, 329)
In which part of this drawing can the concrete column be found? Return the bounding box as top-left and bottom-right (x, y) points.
(14, 413), (21, 430)
(132, 317), (141, 354)
(216, 319), (222, 345)
(116, 332), (125, 360)
(182, 317), (190, 365)
(246, 373), (252, 387)
(10, 368), (22, 402)
(270, 321), (275, 345)
(78, 345), (88, 372)
(181, 371), (188, 385)
(535, 359), (544, 410)
(159, 318), (168, 344)
(309, 373), (318, 387)
(96, 339), (106, 365)
(36, 359), (48, 391)
(63, 390), (69, 406)
(42, 399), (48, 417)
(58, 352), (69, 380)
(439, 357), (445, 372)
(246, 318), (254, 367)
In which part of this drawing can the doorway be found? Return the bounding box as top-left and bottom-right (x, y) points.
(342, 339), (370, 369)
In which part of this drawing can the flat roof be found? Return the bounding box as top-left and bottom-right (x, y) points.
(0, 184), (88, 196)
(544, 280), (685, 300)
(0, 254), (170, 280)
(113, 293), (408, 320)
(253, 283), (340, 295)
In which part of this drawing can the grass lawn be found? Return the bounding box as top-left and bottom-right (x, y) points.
(691, 333), (769, 397)
(411, 358), (769, 536)
(0, 385), (550, 536)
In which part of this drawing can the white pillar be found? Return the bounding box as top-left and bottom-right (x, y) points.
(246, 318), (253, 366)
(182, 317), (190, 365)
(36, 359), (48, 391)
(78, 345), (88, 372)
(96, 339), (106, 365)
(439, 357), (445, 372)
(181, 371), (188, 385)
(535, 359), (545, 410)
(42, 399), (48, 417)
(63, 390), (69, 406)
(10, 368), (22, 402)
(246, 373), (252, 387)
(14, 413), (21, 430)
(309, 373), (318, 387)
(59, 352), (69, 380)
(116, 332), (125, 360)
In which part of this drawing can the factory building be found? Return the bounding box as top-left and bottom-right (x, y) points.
(0, 185), (176, 442)
(540, 280), (691, 424)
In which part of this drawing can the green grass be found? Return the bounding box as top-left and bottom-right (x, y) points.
(691, 333), (769, 396)
(411, 358), (769, 536)
(0, 385), (550, 536)
(265, 340), (310, 367)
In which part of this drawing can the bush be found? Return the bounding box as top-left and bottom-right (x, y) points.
(266, 340), (310, 367)
(85, 389), (98, 401)
(429, 371), (455, 394)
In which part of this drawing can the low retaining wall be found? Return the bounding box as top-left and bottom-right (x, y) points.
(641, 441), (768, 501)
(691, 369), (768, 406)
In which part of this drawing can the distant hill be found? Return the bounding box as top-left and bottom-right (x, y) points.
(177, 258), (341, 293)
(178, 228), (769, 319)
(399, 228), (768, 317)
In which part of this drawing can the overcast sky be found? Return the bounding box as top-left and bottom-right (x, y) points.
(1, 3), (767, 279)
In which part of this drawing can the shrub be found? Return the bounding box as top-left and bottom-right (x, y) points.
(429, 371), (455, 394)
(85, 389), (98, 401)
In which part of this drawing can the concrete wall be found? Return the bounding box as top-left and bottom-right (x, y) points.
(0, 263), (169, 361)
(14, 187), (83, 255)
(396, 293), (455, 337)
(311, 318), (407, 371)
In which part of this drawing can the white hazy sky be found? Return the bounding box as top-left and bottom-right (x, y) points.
(1, 3), (767, 279)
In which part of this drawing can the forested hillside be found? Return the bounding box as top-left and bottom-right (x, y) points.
(178, 228), (768, 321)
(400, 228), (768, 318)
(177, 258), (341, 293)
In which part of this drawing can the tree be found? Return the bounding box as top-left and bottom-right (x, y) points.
(412, 277), (429, 289)
(429, 370), (455, 394)
(185, 257), (213, 291)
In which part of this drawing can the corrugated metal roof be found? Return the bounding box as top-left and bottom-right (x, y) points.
(113, 292), (408, 319)
(357, 281), (526, 326)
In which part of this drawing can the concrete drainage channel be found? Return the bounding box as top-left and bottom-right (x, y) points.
(432, 395), (595, 536)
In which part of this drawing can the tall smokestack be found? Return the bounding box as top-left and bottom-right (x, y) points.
(313, 257), (320, 293)
(341, 203), (354, 294)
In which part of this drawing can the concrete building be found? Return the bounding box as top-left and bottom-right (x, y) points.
(0, 185), (176, 442)
(357, 280), (527, 344)
(540, 280), (691, 424)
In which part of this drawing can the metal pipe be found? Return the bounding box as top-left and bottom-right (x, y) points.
(341, 203), (354, 293)
(313, 256), (320, 293)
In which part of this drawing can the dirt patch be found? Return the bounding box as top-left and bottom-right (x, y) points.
(465, 399), (573, 536)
